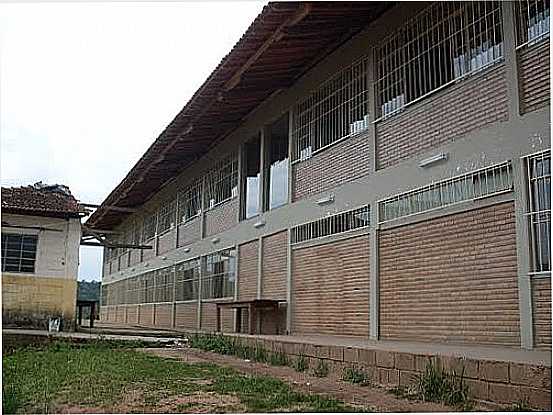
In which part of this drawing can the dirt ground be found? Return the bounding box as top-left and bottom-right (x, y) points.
(141, 347), (453, 413)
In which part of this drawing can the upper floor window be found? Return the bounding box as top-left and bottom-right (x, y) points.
(292, 58), (368, 162)
(515, 0), (550, 47)
(158, 199), (176, 234)
(242, 135), (262, 219)
(202, 248), (236, 299)
(376, 1), (503, 119)
(142, 213), (157, 241)
(526, 150), (551, 274)
(177, 179), (202, 223)
(1, 233), (38, 273)
(204, 154), (238, 209)
(266, 114), (289, 210)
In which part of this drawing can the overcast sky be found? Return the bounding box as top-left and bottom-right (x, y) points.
(0, 1), (265, 281)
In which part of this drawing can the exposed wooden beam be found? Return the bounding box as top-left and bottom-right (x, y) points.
(223, 3), (312, 92)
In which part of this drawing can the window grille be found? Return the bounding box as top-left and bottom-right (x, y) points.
(100, 284), (108, 306)
(175, 258), (200, 301)
(154, 266), (174, 302)
(126, 276), (141, 304)
(525, 150), (551, 274)
(379, 161), (513, 223)
(292, 58), (369, 162)
(1, 233), (38, 273)
(202, 248), (236, 299)
(291, 205), (370, 244)
(142, 213), (157, 241)
(178, 179), (202, 223)
(204, 154), (238, 209)
(158, 199), (177, 234)
(376, 1), (503, 119)
(515, 0), (550, 47)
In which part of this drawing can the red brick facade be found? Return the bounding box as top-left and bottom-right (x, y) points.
(518, 40), (550, 114)
(204, 198), (238, 237)
(376, 64), (508, 170)
(261, 231), (287, 300)
(292, 132), (371, 201)
(379, 202), (520, 346)
(532, 277), (551, 350)
(238, 240), (258, 301)
(292, 235), (370, 336)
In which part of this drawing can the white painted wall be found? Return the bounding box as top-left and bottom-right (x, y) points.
(2, 213), (81, 280)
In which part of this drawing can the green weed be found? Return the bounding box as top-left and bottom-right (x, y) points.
(342, 366), (368, 385)
(294, 354), (309, 372)
(313, 359), (330, 377)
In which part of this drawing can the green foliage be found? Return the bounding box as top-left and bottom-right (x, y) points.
(2, 339), (359, 413)
(416, 363), (472, 409)
(313, 359), (330, 378)
(254, 345), (267, 363)
(269, 349), (288, 366)
(509, 398), (532, 412)
(342, 366), (368, 385)
(294, 354), (309, 372)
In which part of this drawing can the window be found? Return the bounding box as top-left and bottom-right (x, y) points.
(142, 213), (157, 241)
(291, 205), (370, 244)
(154, 267), (174, 303)
(100, 284), (108, 306)
(202, 248), (236, 299)
(526, 150), (551, 274)
(292, 58), (369, 161)
(158, 199), (176, 234)
(204, 154), (238, 209)
(144, 271), (155, 303)
(243, 135), (261, 219)
(1, 233), (38, 273)
(266, 114), (290, 210)
(127, 277), (141, 304)
(515, 0), (550, 47)
(175, 258), (200, 301)
(376, 1), (503, 119)
(178, 179), (202, 223)
(379, 161), (513, 222)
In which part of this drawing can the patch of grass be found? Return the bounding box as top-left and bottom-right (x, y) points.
(293, 354), (309, 372)
(416, 363), (473, 410)
(313, 359), (330, 378)
(3, 339), (358, 413)
(253, 345), (267, 363)
(342, 366), (368, 385)
(269, 349), (288, 366)
(505, 398), (532, 412)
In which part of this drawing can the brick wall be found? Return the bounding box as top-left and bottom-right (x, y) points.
(115, 306), (125, 323)
(177, 217), (201, 247)
(532, 277), (551, 350)
(158, 230), (176, 255)
(238, 240), (258, 301)
(175, 302), (197, 329)
(292, 132), (371, 201)
(200, 302), (234, 333)
(292, 235), (370, 336)
(107, 306), (116, 322)
(142, 238), (156, 262)
(376, 64), (508, 170)
(204, 198), (238, 237)
(138, 304), (154, 326)
(379, 202), (520, 346)
(99, 306), (107, 321)
(518, 40), (550, 114)
(261, 231), (287, 300)
(154, 303), (172, 327)
(127, 305), (139, 325)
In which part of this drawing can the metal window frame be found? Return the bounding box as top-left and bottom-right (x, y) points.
(204, 154), (239, 210)
(1, 232), (38, 274)
(157, 199), (177, 235)
(201, 247), (236, 300)
(375, 1), (504, 121)
(290, 205), (371, 245)
(523, 149), (551, 275)
(177, 178), (202, 224)
(514, 0), (550, 49)
(378, 161), (513, 224)
(175, 257), (201, 302)
(291, 57), (369, 163)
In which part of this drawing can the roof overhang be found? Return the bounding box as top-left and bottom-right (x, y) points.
(86, 1), (393, 230)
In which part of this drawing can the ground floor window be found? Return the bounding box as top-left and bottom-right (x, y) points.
(201, 248), (236, 299)
(1, 233), (38, 273)
(526, 150), (551, 274)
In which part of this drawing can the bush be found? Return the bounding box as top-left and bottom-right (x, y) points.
(342, 366), (367, 385)
(416, 363), (471, 409)
(313, 359), (329, 378)
(293, 354), (309, 372)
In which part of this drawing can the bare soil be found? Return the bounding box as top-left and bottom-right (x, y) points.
(142, 347), (453, 413)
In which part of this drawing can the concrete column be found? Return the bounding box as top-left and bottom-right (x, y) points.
(286, 229), (292, 335)
(502, 2), (521, 119)
(514, 158), (534, 349)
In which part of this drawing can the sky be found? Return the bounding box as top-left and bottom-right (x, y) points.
(0, 1), (266, 281)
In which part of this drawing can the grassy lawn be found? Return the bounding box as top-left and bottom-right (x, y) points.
(2, 340), (358, 414)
